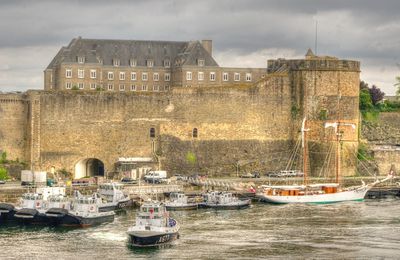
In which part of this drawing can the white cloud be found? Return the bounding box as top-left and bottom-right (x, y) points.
(0, 45), (59, 91)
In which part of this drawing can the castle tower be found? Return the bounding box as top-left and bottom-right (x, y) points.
(268, 51), (361, 177)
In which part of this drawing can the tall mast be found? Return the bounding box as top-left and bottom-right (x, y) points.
(301, 118), (309, 185)
(335, 124), (340, 184)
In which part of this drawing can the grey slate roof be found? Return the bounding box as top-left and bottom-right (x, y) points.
(46, 37), (219, 69)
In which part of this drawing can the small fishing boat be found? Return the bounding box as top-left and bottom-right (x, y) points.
(127, 201), (180, 247)
(0, 203), (16, 224)
(165, 192), (198, 210)
(97, 183), (133, 212)
(50, 194), (115, 227)
(202, 191), (251, 210)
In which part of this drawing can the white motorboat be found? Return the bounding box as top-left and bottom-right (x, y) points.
(165, 192), (198, 210)
(202, 191), (251, 209)
(127, 201), (180, 247)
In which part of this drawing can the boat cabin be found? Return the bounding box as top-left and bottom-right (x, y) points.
(21, 193), (44, 209)
(74, 197), (100, 213)
(136, 202), (170, 228)
(170, 192), (188, 204)
(98, 183), (125, 203)
(261, 183), (339, 196)
(47, 195), (71, 210)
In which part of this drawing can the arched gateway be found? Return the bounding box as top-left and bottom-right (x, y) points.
(74, 158), (105, 179)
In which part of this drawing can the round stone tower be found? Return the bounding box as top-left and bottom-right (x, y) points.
(268, 49), (361, 177)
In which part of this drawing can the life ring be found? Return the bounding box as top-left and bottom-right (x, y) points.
(90, 206), (94, 211)
(36, 202), (40, 207)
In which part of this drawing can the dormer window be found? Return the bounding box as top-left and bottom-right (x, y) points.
(197, 59), (205, 66)
(164, 59), (170, 68)
(113, 59), (120, 67)
(147, 60), (154, 68)
(130, 59), (137, 67)
(77, 56), (85, 64)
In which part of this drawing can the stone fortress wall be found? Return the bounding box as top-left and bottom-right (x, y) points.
(0, 53), (363, 178)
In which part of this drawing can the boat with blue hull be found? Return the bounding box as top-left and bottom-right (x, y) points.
(127, 202), (180, 247)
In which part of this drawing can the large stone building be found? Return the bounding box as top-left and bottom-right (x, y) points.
(1, 39), (362, 179)
(44, 37), (266, 92)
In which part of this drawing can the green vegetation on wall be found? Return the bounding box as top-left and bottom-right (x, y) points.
(359, 81), (400, 123)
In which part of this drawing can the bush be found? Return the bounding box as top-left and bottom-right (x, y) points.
(0, 167), (9, 180)
(357, 143), (373, 161)
(0, 151), (7, 164)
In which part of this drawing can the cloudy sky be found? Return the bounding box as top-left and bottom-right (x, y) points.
(0, 0), (399, 94)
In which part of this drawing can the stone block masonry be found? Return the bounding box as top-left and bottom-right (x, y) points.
(0, 52), (361, 178)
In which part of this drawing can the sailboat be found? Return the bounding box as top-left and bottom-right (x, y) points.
(257, 118), (393, 204)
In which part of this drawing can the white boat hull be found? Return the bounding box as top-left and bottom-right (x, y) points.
(257, 186), (369, 204)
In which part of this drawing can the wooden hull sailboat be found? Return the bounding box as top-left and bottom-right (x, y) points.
(257, 176), (392, 204)
(257, 118), (394, 204)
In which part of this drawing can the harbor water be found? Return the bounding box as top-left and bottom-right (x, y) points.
(1, 198), (400, 259)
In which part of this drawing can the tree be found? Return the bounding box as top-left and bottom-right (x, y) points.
(360, 80), (369, 91)
(369, 85), (385, 105)
(395, 76), (400, 100)
(359, 88), (373, 110)
(0, 151), (7, 164)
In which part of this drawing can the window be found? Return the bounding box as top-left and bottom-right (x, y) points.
(65, 69), (72, 78)
(90, 83), (96, 89)
(223, 72), (228, 81)
(197, 59), (205, 66)
(108, 72), (114, 80)
(77, 56), (85, 64)
(130, 72), (137, 81)
(164, 73), (170, 81)
(234, 72), (240, 81)
(192, 128), (198, 138)
(119, 84), (125, 91)
(153, 85), (159, 91)
(107, 83), (113, 90)
(142, 72), (148, 81)
(246, 73), (252, 81)
(78, 69), (84, 79)
(130, 59), (137, 67)
(210, 72), (216, 81)
(150, 128), (155, 138)
(113, 59), (120, 67)
(198, 72), (204, 81)
(153, 73), (159, 81)
(164, 85), (170, 91)
(119, 72), (125, 80)
(78, 83), (84, 89)
(142, 85), (147, 91)
(90, 69), (96, 79)
(65, 82), (72, 89)
(164, 60), (170, 68)
(147, 60), (154, 67)
(186, 71), (192, 80)
(130, 84), (136, 91)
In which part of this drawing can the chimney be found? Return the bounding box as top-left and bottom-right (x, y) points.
(201, 40), (212, 56)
